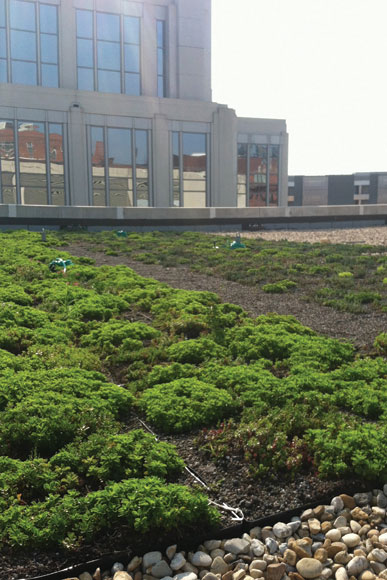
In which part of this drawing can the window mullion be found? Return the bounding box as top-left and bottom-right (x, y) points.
(45, 122), (51, 204)
(246, 144), (250, 207)
(132, 129), (137, 206)
(179, 131), (183, 207)
(14, 120), (21, 204)
(36, 2), (41, 85)
(104, 125), (109, 206)
(5, 0), (10, 81)
(93, 11), (97, 90)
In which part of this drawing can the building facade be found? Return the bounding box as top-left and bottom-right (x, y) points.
(0, 0), (289, 209)
(288, 172), (387, 206)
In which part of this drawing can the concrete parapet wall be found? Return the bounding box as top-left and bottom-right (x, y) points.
(0, 204), (386, 226)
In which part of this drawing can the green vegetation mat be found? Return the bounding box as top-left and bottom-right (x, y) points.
(0, 230), (386, 554)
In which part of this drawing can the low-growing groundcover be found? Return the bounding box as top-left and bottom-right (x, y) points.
(0, 230), (386, 573)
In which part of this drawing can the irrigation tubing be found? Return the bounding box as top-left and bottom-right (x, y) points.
(20, 418), (383, 580)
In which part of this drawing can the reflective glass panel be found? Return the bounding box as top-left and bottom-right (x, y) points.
(11, 30), (37, 60)
(0, 120), (16, 203)
(3, 187), (17, 203)
(77, 38), (93, 68)
(97, 13), (119, 41)
(124, 16), (139, 45)
(0, 0), (5, 27)
(97, 41), (120, 70)
(10, 0), (36, 31)
(41, 63), (58, 87)
(78, 67), (94, 91)
(41, 34), (58, 64)
(77, 10), (93, 39)
(157, 76), (164, 98)
(108, 128), (133, 207)
(269, 145), (279, 207)
(40, 4), (57, 34)
(18, 121), (47, 204)
(157, 20), (164, 48)
(12, 60), (37, 84)
(49, 124), (64, 203)
(135, 130), (148, 165)
(124, 44), (139, 72)
(0, 32), (6, 58)
(0, 59), (6, 82)
(157, 47), (164, 74)
(91, 127), (106, 206)
(98, 69), (120, 93)
(183, 133), (206, 176)
(183, 191), (206, 208)
(23, 187), (47, 204)
(124, 73), (140, 95)
(135, 130), (148, 206)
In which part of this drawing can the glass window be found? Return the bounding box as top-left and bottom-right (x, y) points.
(41, 63), (58, 87)
(157, 20), (166, 97)
(124, 16), (139, 45)
(98, 69), (120, 93)
(91, 127), (106, 206)
(78, 67), (94, 91)
(124, 44), (139, 73)
(12, 60), (37, 84)
(269, 145), (279, 206)
(0, 59), (6, 82)
(11, 29), (37, 60)
(40, 4), (57, 34)
(249, 144), (267, 207)
(97, 12), (119, 41)
(10, 0), (35, 31)
(0, 120), (16, 203)
(172, 132), (180, 207)
(97, 41), (120, 71)
(40, 34), (58, 64)
(77, 38), (93, 68)
(181, 133), (207, 207)
(0, 33), (6, 58)
(18, 121), (48, 205)
(49, 124), (65, 205)
(0, 0), (5, 27)
(108, 128), (133, 207)
(77, 10), (93, 39)
(124, 73), (140, 96)
(237, 143), (247, 208)
(135, 130), (149, 206)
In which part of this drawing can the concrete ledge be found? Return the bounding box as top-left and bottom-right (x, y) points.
(0, 204), (386, 226)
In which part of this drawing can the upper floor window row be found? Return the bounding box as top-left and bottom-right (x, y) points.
(76, 9), (142, 95)
(0, 0), (59, 87)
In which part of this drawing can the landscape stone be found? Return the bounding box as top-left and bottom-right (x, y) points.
(114, 574), (131, 580)
(211, 557), (229, 576)
(151, 561), (173, 578)
(346, 556), (368, 577)
(191, 553), (213, 568)
(335, 568), (349, 580)
(143, 554), (163, 571)
(296, 558), (323, 578)
(273, 523), (292, 539)
(342, 534), (361, 548)
(128, 558), (143, 572)
(171, 554), (187, 571)
(224, 539), (251, 555)
(266, 563), (287, 580)
(80, 575), (93, 580)
(167, 547), (178, 560)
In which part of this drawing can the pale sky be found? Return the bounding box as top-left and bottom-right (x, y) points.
(211, 0), (387, 176)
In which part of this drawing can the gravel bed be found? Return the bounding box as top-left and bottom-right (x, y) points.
(42, 487), (387, 580)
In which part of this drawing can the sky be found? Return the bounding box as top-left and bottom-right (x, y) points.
(211, 0), (387, 176)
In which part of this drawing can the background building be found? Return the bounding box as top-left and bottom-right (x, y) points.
(0, 0), (289, 209)
(288, 173), (387, 206)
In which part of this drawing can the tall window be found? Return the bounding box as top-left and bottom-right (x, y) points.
(89, 126), (150, 206)
(237, 142), (280, 207)
(0, 0), (59, 86)
(0, 120), (67, 204)
(156, 19), (166, 97)
(77, 10), (140, 95)
(172, 132), (207, 207)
